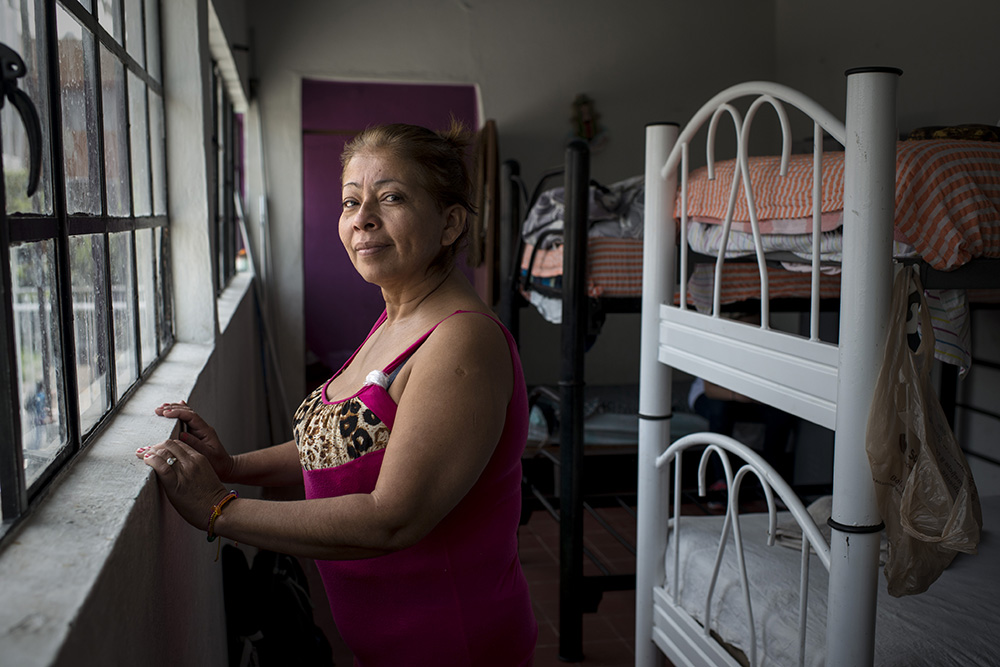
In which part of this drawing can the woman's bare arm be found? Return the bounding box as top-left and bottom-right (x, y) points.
(227, 440), (303, 487)
(146, 313), (514, 560)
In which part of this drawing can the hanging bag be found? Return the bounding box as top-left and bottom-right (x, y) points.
(865, 268), (982, 597)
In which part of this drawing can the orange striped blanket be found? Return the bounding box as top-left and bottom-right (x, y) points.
(682, 139), (1000, 271)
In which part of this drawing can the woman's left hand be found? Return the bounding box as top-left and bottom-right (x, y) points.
(140, 440), (231, 532)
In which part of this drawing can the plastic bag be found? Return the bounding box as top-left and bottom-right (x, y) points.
(865, 268), (982, 597)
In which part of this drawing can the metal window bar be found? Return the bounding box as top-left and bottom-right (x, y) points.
(210, 64), (221, 294)
(0, 165), (28, 523)
(61, 1), (163, 98)
(91, 10), (121, 408)
(44, 1), (83, 491)
(225, 96), (236, 285)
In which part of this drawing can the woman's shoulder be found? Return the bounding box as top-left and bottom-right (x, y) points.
(413, 310), (514, 402)
(428, 309), (509, 352)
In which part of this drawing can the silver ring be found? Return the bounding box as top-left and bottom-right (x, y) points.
(166, 457), (177, 466)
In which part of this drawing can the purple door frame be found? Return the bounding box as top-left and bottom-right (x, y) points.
(302, 80), (478, 376)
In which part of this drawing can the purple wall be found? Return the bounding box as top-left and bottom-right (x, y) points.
(302, 80), (478, 377)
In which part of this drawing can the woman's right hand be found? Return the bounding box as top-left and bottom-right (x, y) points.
(149, 401), (236, 482)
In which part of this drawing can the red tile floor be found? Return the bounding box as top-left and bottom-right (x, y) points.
(518, 504), (639, 666)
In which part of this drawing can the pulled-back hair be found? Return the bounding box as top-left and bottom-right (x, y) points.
(341, 121), (476, 268)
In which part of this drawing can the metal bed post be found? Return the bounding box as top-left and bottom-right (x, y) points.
(635, 122), (678, 667)
(826, 66), (901, 667)
(498, 159), (522, 343)
(559, 139), (589, 662)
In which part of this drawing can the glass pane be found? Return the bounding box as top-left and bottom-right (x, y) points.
(136, 228), (157, 369)
(70, 234), (110, 433)
(109, 231), (137, 398)
(58, 6), (102, 215)
(156, 226), (172, 350)
(96, 0), (123, 44)
(128, 70), (151, 216)
(149, 90), (167, 215)
(3, 0), (54, 215)
(124, 0), (144, 65)
(216, 72), (225, 215)
(100, 44), (130, 216)
(235, 113), (245, 202)
(12, 241), (70, 488)
(144, 0), (161, 82)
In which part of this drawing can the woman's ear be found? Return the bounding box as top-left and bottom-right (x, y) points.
(440, 204), (467, 247)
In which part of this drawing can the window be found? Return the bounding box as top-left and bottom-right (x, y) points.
(1, 0), (170, 528)
(211, 63), (246, 293)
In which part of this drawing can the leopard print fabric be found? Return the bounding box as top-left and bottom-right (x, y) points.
(293, 384), (390, 470)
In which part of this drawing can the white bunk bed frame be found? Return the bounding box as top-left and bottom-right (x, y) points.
(636, 67), (902, 666)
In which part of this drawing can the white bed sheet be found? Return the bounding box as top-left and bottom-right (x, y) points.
(685, 220), (922, 267)
(663, 495), (1000, 666)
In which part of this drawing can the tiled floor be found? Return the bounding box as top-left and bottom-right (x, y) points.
(518, 504), (639, 666)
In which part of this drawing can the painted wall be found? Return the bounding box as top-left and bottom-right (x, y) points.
(244, 0), (775, 403)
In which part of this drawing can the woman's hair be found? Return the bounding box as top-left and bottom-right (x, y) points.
(341, 121), (476, 268)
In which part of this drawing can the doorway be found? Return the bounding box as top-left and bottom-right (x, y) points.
(301, 79), (478, 383)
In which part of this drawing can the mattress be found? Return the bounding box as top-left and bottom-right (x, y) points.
(660, 494), (1000, 666)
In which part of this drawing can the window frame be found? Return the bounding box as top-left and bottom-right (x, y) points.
(0, 0), (172, 531)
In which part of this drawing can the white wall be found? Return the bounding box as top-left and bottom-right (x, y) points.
(960, 309), (1000, 494)
(775, 0), (1000, 134)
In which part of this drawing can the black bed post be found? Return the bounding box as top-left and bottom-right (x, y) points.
(559, 139), (589, 662)
(499, 159), (522, 343)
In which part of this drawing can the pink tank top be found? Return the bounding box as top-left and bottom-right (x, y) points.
(293, 310), (537, 666)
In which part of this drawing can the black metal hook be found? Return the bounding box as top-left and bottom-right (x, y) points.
(1, 42), (43, 198)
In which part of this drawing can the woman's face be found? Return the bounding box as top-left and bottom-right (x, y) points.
(340, 149), (463, 290)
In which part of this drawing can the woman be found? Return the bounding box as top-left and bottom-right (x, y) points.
(138, 123), (537, 665)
